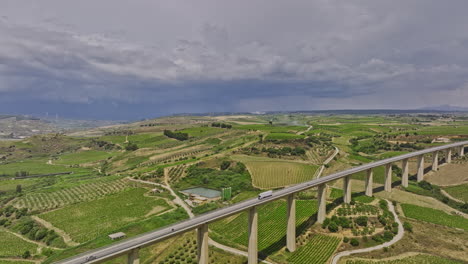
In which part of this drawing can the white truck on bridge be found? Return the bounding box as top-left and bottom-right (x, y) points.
(258, 190), (273, 199)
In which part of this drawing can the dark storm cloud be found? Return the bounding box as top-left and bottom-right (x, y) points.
(2, 0), (468, 119)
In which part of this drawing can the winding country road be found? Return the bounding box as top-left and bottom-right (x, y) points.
(330, 200), (404, 264)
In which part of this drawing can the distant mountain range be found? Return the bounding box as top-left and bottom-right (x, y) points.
(417, 105), (468, 112)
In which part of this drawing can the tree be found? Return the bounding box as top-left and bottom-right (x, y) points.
(125, 143), (139, 151)
(350, 238), (359, 246)
(403, 222), (413, 233)
(355, 216), (368, 227)
(16, 184), (22, 193)
(22, 250), (31, 259)
(328, 222), (338, 232)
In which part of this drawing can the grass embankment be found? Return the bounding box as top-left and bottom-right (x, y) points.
(443, 184), (468, 203)
(401, 204), (468, 230)
(39, 188), (171, 243)
(0, 229), (38, 257)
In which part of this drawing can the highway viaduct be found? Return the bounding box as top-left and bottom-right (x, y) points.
(56, 141), (467, 264)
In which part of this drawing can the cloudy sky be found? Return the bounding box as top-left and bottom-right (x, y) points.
(2, 0), (468, 119)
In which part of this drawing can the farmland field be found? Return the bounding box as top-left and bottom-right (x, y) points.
(345, 254), (465, 264)
(12, 178), (129, 210)
(0, 229), (38, 257)
(401, 203), (468, 230)
(55, 150), (115, 165)
(233, 156), (319, 189)
(288, 234), (340, 264)
(265, 132), (305, 140)
(443, 184), (468, 202)
(210, 199), (318, 255)
(39, 188), (171, 242)
(0, 158), (90, 176)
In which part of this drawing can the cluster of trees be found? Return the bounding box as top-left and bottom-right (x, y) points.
(88, 139), (118, 150)
(104, 130), (134, 136)
(350, 137), (391, 154)
(15, 171), (29, 177)
(211, 122), (232, 129)
(175, 162), (252, 195)
(125, 142), (139, 151)
(261, 146), (306, 156)
(164, 130), (189, 141)
(0, 206), (62, 248)
(322, 215), (352, 232)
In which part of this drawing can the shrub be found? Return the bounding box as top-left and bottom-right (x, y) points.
(355, 216), (368, 227)
(22, 250), (31, 259)
(350, 238), (359, 246)
(403, 222), (413, 232)
(343, 237), (349, 243)
(328, 222), (339, 232)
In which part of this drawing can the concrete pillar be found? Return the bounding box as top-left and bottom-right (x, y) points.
(286, 194), (296, 252)
(197, 224), (209, 264)
(417, 155), (424, 182)
(248, 207), (258, 264)
(384, 163), (392, 192)
(127, 248), (140, 264)
(343, 175), (351, 204)
(459, 146), (465, 156)
(446, 148), (452, 163)
(317, 184), (327, 224)
(432, 151), (439, 171)
(365, 169), (373, 197)
(402, 159), (409, 188)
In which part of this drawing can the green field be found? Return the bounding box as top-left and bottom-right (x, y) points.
(288, 234), (340, 264)
(179, 126), (224, 137)
(401, 204), (468, 230)
(345, 254), (465, 264)
(39, 188), (171, 242)
(0, 158), (90, 176)
(55, 150), (115, 165)
(265, 132), (305, 141)
(233, 156), (319, 189)
(100, 133), (179, 148)
(210, 199), (318, 255)
(0, 229), (38, 257)
(443, 184), (468, 203)
(13, 178), (129, 210)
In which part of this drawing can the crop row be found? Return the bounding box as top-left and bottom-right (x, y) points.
(246, 161), (319, 189)
(13, 179), (128, 210)
(288, 234), (340, 264)
(141, 148), (210, 167)
(168, 165), (187, 183)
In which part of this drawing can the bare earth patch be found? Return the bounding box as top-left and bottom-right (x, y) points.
(424, 162), (468, 186)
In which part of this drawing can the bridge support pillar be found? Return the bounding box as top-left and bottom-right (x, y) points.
(432, 151), (439, 171)
(402, 159), (409, 188)
(317, 184), (327, 223)
(446, 148), (452, 163)
(248, 206), (258, 264)
(365, 169), (373, 197)
(417, 155), (424, 182)
(286, 194), (296, 252)
(127, 248), (140, 264)
(384, 163), (392, 192)
(460, 146), (465, 156)
(197, 224), (209, 264)
(343, 175), (351, 204)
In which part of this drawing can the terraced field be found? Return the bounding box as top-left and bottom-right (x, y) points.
(210, 199), (318, 255)
(401, 204), (468, 230)
(0, 229), (38, 257)
(55, 150), (115, 165)
(288, 234), (340, 264)
(39, 188), (171, 243)
(12, 178), (129, 211)
(443, 184), (468, 202)
(233, 155), (319, 189)
(168, 165), (187, 183)
(246, 161), (319, 189)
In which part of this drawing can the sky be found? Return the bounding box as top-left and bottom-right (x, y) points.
(2, 0), (468, 120)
